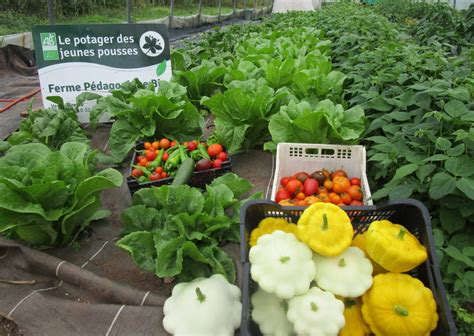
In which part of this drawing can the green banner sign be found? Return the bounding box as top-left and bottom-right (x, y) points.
(32, 24), (172, 121)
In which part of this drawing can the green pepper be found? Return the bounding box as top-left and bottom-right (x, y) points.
(164, 149), (181, 171)
(138, 176), (148, 183)
(149, 149), (164, 170)
(198, 143), (211, 160)
(190, 149), (201, 161)
(167, 146), (179, 155)
(178, 144), (189, 163)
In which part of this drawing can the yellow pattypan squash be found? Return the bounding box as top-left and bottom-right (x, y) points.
(339, 298), (370, 336)
(297, 203), (352, 256)
(362, 273), (439, 336)
(249, 217), (297, 247)
(352, 231), (387, 275)
(365, 220), (427, 272)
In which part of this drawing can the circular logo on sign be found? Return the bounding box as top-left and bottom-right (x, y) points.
(139, 31), (165, 57)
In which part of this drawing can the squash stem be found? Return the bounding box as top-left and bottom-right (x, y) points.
(398, 229), (406, 240)
(280, 256), (290, 263)
(338, 258), (346, 267)
(195, 287), (206, 303)
(321, 214), (329, 230)
(310, 301), (318, 312)
(344, 299), (357, 308)
(394, 304), (409, 317)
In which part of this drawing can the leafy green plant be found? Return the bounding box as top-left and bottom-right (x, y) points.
(173, 60), (226, 106)
(264, 99), (365, 152)
(0, 142), (123, 248)
(3, 107), (87, 150)
(201, 79), (293, 154)
(86, 80), (204, 163)
(1, 94), (100, 152)
(117, 173), (262, 283)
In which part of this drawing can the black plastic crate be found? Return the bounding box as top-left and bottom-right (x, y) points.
(239, 199), (457, 336)
(126, 142), (232, 193)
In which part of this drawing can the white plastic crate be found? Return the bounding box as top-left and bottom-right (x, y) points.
(270, 143), (373, 205)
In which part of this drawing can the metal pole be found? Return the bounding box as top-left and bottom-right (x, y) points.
(47, 0), (55, 24)
(253, 0), (257, 18)
(244, 0), (248, 9)
(261, 0), (264, 15)
(232, 0), (237, 18)
(198, 0), (203, 25)
(127, 0), (132, 23)
(169, 0), (175, 28)
(218, 0), (222, 21)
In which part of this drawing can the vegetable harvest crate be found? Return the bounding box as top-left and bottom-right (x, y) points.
(126, 142), (232, 193)
(239, 199), (457, 336)
(271, 143), (373, 205)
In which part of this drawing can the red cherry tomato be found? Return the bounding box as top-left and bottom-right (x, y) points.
(131, 168), (143, 177)
(340, 193), (352, 205)
(280, 176), (291, 187)
(159, 138), (171, 149)
(285, 179), (304, 195)
(145, 150), (156, 161)
(207, 144), (224, 157)
(350, 177), (361, 186)
(275, 189), (291, 203)
(162, 152), (169, 162)
(212, 159), (223, 169)
(303, 178), (319, 196)
(296, 192), (306, 200)
(331, 169), (348, 179)
(187, 142), (197, 151)
(217, 151), (228, 161)
(348, 185), (363, 201)
(149, 173), (161, 181)
(293, 172), (310, 183)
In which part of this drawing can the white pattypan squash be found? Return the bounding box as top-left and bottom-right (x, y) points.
(287, 287), (345, 336)
(249, 230), (316, 299)
(251, 288), (295, 336)
(313, 246), (373, 298)
(162, 274), (241, 336)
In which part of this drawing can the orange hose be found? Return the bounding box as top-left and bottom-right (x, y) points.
(0, 88), (40, 113)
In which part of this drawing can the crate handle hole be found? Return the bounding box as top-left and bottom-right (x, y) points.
(321, 148), (335, 156)
(305, 148), (320, 155)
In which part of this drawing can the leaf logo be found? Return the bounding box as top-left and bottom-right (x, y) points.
(156, 60), (167, 76)
(139, 31), (165, 57)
